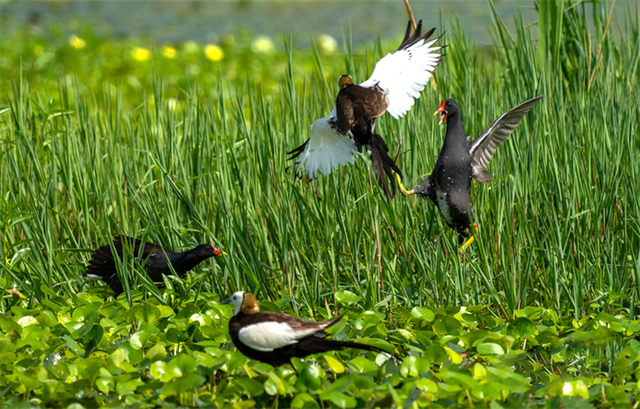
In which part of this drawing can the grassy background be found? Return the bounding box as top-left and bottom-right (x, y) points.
(1, 1), (639, 320)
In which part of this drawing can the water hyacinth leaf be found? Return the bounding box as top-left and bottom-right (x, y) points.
(324, 355), (345, 373)
(433, 316), (462, 336)
(411, 307), (436, 322)
(335, 290), (362, 304)
(130, 330), (150, 350)
(163, 374), (205, 396)
(291, 392), (320, 408)
(233, 377), (265, 396)
(145, 344), (167, 362)
(477, 343), (505, 356)
(150, 361), (167, 380)
(348, 356), (378, 374)
(507, 317), (535, 340)
(95, 377), (114, 393)
(166, 327), (188, 343)
(135, 304), (161, 325)
(116, 378), (144, 396)
(326, 392), (357, 409)
(168, 354), (197, 377)
(158, 305), (175, 319)
(264, 372), (287, 396)
(424, 345), (448, 364)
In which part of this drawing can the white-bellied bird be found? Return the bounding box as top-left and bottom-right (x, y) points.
(288, 20), (444, 199)
(221, 291), (394, 367)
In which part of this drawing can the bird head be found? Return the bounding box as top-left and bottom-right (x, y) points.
(221, 291), (260, 316)
(195, 244), (224, 258)
(434, 99), (459, 125)
(339, 75), (354, 89)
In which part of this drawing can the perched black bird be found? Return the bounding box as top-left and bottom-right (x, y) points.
(404, 96), (544, 245)
(85, 235), (223, 294)
(221, 291), (394, 368)
(288, 20), (444, 199)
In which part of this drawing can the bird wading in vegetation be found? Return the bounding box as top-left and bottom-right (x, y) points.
(399, 96), (544, 248)
(287, 20), (444, 199)
(221, 291), (395, 367)
(85, 235), (223, 294)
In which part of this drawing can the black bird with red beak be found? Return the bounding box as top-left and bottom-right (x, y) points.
(402, 96), (544, 246)
(221, 291), (395, 368)
(85, 235), (223, 294)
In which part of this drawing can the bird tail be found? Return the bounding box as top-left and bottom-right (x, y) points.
(366, 133), (403, 199)
(318, 339), (398, 359)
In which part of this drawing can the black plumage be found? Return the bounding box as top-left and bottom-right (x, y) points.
(409, 97), (544, 243)
(85, 235), (222, 294)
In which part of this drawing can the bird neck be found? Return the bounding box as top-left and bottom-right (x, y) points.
(442, 114), (467, 148)
(169, 249), (207, 273)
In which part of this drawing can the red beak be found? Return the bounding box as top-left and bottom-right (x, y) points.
(434, 101), (447, 125)
(211, 245), (223, 256)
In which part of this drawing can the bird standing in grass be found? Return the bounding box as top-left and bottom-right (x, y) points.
(85, 235), (223, 294)
(401, 96), (544, 247)
(288, 20), (443, 199)
(221, 291), (394, 368)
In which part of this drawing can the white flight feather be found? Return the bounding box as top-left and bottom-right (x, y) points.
(294, 107), (358, 180)
(292, 32), (441, 179)
(360, 37), (441, 119)
(238, 322), (321, 352)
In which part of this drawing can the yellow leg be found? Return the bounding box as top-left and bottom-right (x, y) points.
(394, 172), (413, 196)
(460, 224), (478, 252)
(460, 236), (475, 251)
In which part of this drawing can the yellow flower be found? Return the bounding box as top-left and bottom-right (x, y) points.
(162, 46), (177, 59)
(251, 35), (275, 54)
(204, 44), (224, 62)
(317, 34), (338, 54)
(69, 35), (86, 49)
(131, 47), (151, 62)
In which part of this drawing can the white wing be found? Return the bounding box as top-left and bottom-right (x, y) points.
(290, 107), (359, 180)
(360, 22), (443, 119)
(238, 322), (320, 352)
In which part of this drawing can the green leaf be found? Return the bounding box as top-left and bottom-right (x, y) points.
(166, 327), (188, 343)
(135, 304), (161, 325)
(411, 307), (436, 322)
(335, 290), (362, 304)
(326, 392), (357, 408)
(168, 354), (197, 377)
(324, 355), (345, 373)
(130, 330), (150, 350)
(433, 316), (462, 336)
(477, 343), (505, 356)
(264, 372), (287, 396)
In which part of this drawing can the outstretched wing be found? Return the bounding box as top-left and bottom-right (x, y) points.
(469, 96), (544, 183)
(359, 21), (444, 119)
(287, 108), (358, 180)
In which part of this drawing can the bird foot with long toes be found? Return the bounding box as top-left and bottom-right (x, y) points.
(394, 172), (414, 196)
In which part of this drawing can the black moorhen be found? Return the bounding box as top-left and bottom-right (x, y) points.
(403, 96), (544, 246)
(221, 291), (395, 368)
(85, 235), (223, 294)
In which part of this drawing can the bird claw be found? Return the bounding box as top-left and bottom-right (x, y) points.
(394, 172), (413, 196)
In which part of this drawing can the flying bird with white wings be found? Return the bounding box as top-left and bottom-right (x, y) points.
(287, 21), (444, 199)
(402, 96), (544, 248)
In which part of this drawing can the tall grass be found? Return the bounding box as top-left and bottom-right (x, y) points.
(0, 1), (638, 320)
